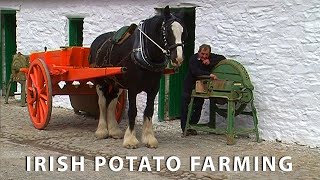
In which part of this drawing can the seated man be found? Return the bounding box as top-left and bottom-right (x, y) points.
(180, 44), (225, 135)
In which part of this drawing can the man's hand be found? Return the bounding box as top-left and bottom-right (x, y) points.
(202, 59), (210, 65)
(209, 73), (218, 80)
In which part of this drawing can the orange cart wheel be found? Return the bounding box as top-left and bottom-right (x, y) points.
(26, 58), (52, 129)
(115, 90), (126, 123)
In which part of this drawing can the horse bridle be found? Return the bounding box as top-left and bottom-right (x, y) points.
(161, 16), (185, 55)
(137, 15), (185, 58)
(132, 16), (185, 72)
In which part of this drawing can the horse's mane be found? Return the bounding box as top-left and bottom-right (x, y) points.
(141, 15), (166, 62)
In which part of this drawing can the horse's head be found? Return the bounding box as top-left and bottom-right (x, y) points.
(131, 6), (187, 71)
(162, 6), (187, 67)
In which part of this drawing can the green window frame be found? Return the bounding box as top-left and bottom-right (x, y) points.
(68, 18), (83, 46)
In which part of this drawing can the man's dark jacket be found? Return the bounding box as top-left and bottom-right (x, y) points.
(183, 53), (226, 94)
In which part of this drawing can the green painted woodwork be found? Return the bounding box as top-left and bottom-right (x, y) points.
(184, 59), (260, 145)
(0, 13), (2, 91)
(158, 77), (165, 120)
(158, 7), (195, 121)
(68, 18), (83, 46)
(0, 10), (16, 94)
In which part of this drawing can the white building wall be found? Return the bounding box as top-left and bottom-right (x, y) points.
(1, 0), (319, 147)
(195, 0), (320, 147)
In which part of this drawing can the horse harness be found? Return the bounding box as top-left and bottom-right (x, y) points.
(92, 15), (184, 87)
(132, 16), (184, 72)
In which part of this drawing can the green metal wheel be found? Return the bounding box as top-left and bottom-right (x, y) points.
(210, 59), (254, 117)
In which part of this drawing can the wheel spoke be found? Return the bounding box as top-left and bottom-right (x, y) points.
(115, 92), (125, 123)
(29, 73), (37, 87)
(35, 66), (44, 88)
(38, 100), (46, 123)
(39, 87), (48, 101)
(27, 97), (36, 104)
(37, 66), (44, 88)
(32, 102), (38, 119)
(39, 93), (48, 101)
(39, 96), (47, 110)
(27, 86), (34, 92)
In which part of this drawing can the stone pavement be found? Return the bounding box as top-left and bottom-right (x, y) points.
(1, 98), (319, 180)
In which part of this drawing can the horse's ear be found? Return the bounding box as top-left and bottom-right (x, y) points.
(163, 5), (171, 20)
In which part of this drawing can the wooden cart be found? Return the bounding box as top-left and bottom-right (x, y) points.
(21, 47), (126, 129)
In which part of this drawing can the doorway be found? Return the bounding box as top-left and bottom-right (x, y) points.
(0, 10), (17, 96)
(156, 7), (196, 121)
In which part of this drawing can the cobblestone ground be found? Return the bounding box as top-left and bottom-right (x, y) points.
(1, 98), (319, 180)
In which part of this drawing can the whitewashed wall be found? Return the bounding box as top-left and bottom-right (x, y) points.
(1, 0), (319, 147)
(195, 0), (320, 147)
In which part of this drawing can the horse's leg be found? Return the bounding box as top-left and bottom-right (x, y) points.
(107, 89), (123, 139)
(95, 84), (109, 139)
(142, 91), (158, 148)
(123, 90), (139, 148)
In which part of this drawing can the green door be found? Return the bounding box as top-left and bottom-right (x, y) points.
(0, 10), (16, 95)
(68, 18), (83, 46)
(158, 7), (195, 121)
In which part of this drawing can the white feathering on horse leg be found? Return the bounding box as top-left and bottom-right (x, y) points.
(123, 126), (139, 149)
(107, 90), (123, 139)
(95, 85), (109, 139)
(142, 117), (158, 148)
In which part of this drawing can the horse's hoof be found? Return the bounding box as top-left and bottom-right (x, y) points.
(109, 129), (123, 139)
(95, 129), (109, 139)
(123, 139), (139, 149)
(123, 144), (139, 149)
(109, 133), (123, 139)
(142, 136), (158, 148)
(145, 143), (158, 149)
(123, 142), (139, 149)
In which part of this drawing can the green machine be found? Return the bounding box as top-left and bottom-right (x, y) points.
(184, 59), (260, 145)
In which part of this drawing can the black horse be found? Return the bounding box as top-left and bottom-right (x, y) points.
(89, 6), (186, 148)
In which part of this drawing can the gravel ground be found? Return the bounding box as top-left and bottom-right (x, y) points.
(1, 97), (319, 180)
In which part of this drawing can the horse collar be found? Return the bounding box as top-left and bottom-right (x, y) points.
(131, 21), (169, 72)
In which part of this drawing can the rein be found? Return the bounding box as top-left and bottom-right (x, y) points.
(130, 15), (185, 72)
(131, 20), (170, 72)
(136, 18), (184, 56)
(137, 22), (169, 55)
